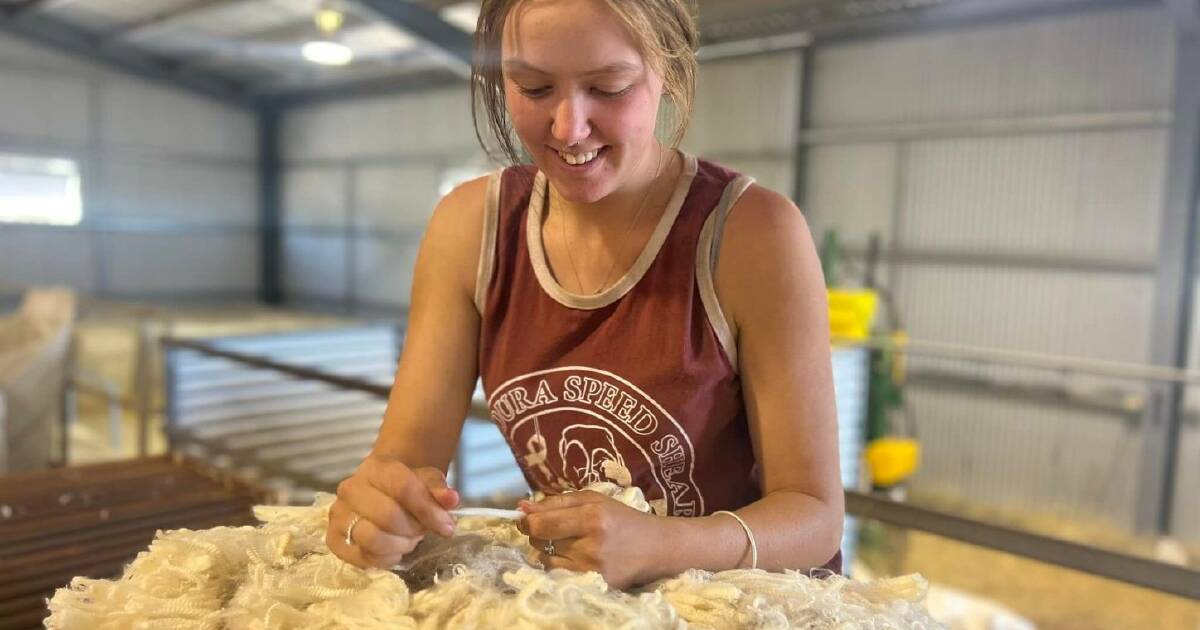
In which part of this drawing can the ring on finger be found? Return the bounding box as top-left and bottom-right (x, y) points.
(345, 514), (362, 546)
(543, 539), (555, 556)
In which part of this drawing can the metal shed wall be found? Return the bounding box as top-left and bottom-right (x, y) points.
(279, 86), (486, 308)
(0, 32), (259, 300)
(803, 5), (1182, 536)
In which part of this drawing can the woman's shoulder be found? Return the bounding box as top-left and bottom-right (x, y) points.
(422, 173), (495, 296)
(683, 154), (802, 229)
(438, 171), (493, 214)
(713, 177), (819, 330)
(431, 175), (489, 241)
(724, 181), (813, 267)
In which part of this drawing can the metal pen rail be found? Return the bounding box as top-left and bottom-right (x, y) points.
(161, 330), (515, 504)
(163, 335), (490, 419)
(839, 335), (1200, 385)
(846, 491), (1200, 601)
(0, 455), (268, 630)
(165, 334), (1200, 601)
(165, 336), (393, 398)
(163, 328), (400, 500)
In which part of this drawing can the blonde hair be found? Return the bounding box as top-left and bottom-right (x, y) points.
(471, 0), (699, 165)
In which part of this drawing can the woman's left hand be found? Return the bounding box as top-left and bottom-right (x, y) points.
(518, 491), (666, 589)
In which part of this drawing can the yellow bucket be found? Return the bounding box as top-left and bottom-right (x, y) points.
(865, 437), (920, 487)
(828, 289), (878, 341)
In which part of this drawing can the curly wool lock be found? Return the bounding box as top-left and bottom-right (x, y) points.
(46, 484), (943, 629)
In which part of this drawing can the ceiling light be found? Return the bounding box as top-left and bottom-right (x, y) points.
(315, 6), (345, 34)
(302, 40), (354, 66)
(440, 2), (480, 33)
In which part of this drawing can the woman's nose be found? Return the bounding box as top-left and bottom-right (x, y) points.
(551, 96), (590, 146)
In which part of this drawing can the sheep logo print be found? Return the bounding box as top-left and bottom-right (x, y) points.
(488, 366), (706, 517)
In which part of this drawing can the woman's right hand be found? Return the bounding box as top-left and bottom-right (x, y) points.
(326, 454), (460, 569)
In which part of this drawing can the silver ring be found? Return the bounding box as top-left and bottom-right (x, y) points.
(344, 514), (362, 546)
(543, 539), (555, 556)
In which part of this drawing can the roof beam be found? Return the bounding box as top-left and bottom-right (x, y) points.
(349, 0), (471, 75)
(262, 67), (463, 108)
(247, 49), (432, 94)
(0, 9), (255, 108)
(103, 0), (247, 42)
(0, 0), (51, 17)
(171, 12), (374, 74)
(282, 0), (1155, 109)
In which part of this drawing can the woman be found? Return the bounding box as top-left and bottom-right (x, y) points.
(326, 0), (843, 590)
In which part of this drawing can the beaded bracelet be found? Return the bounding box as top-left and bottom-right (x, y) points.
(713, 510), (758, 570)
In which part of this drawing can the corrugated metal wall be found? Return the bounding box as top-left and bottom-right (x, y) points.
(804, 6), (1181, 535)
(0, 33), (259, 299)
(279, 88), (488, 308)
(809, 9), (1170, 125)
(684, 52), (800, 195)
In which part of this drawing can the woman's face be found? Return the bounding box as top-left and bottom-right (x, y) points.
(501, 0), (665, 204)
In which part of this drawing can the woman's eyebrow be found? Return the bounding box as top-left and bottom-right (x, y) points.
(501, 59), (546, 74)
(502, 59), (641, 77)
(582, 61), (641, 77)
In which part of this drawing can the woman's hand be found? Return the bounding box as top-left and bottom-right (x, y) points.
(518, 491), (666, 589)
(326, 454), (460, 569)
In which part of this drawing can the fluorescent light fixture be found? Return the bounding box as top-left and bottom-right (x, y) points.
(315, 6), (345, 34)
(302, 40), (354, 66)
(441, 2), (480, 33)
(340, 23), (417, 54)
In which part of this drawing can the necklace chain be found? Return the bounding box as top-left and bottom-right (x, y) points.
(559, 150), (667, 296)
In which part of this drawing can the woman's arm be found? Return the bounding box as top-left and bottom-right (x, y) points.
(370, 176), (489, 468)
(657, 183), (844, 574)
(326, 175), (490, 569)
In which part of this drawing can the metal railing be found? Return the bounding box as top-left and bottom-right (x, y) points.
(837, 335), (1199, 541)
(162, 332), (1200, 600)
(161, 329), (519, 504)
(843, 335), (1200, 385)
(846, 491), (1200, 601)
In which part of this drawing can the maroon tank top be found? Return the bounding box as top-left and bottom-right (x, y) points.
(475, 153), (842, 572)
(476, 153), (757, 517)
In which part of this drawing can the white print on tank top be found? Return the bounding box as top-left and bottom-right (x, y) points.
(488, 366), (706, 517)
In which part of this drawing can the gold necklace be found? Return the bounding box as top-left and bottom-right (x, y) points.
(558, 149), (667, 295)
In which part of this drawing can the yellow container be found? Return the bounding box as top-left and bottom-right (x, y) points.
(865, 437), (920, 487)
(827, 289), (878, 341)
